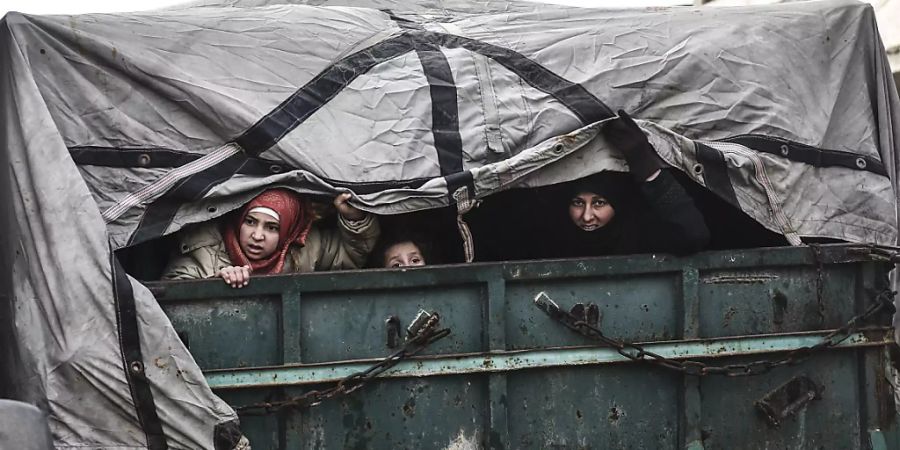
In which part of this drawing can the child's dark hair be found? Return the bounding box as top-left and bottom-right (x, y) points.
(368, 228), (436, 268)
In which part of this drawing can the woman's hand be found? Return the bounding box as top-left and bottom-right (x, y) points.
(602, 109), (666, 182)
(334, 192), (366, 221)
(217, 265), (252, 288)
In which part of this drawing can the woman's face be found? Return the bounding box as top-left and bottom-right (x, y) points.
(384, 241), (426, 268)
(239, 211), (281, 260)
(568, 192), (616, 231)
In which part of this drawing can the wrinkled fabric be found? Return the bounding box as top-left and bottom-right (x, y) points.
(0, 400), (54, 450)
(1, 0), (899, 449)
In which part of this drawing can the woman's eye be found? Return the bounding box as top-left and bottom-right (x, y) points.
(570, 199), (584, 207)
(244, 218), (255, 225)
(411, 258), (421, 264)
(266, 225), (279, 232)
(391, 262), (401, 268)
(592, 199), (607, 207)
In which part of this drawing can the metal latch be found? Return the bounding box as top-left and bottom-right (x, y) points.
(755, 375), (821, 427)
(385, 309), (439, 348)
(407, 310), (434, 337)
(534, 292), (601, 329)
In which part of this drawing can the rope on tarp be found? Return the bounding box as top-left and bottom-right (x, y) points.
(453, 185), (479, 263)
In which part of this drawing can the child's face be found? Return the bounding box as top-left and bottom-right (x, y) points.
(384, 241), (426, 268)
(568, 192), (616, 231)
(239, 211), (280, 260)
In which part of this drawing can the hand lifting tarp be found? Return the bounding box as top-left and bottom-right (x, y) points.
(1, 0), (898, 448)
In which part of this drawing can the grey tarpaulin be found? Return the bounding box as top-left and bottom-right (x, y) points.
(0, 400), (54, 450)
(0, 0), (898, 448)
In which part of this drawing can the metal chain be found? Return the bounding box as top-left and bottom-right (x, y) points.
(235, 313), (451, 415)
(808, 244), (827, 324)
(535, 289), (896, 377)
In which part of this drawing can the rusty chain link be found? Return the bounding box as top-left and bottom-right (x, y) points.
(235, 312), (450, 415)
(535, 289), (895, 377)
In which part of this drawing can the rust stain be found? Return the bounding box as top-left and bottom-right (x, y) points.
(402, 398), (416, 418)
(703, 274), (779, 284)
(608, 405), (625, 425)
(722, 306), (738, 328)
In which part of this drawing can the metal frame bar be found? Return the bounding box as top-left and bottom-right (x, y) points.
(149, 244), (880, 302)
(680, 268), (704, 450)
(205, 329), (893, 390)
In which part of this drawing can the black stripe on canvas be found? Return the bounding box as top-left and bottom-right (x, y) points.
(695, 142), (739, 207)
(127, 152), (246, 247)
(111, 253), (167, 449)
(234, 30), (613, 156)
(718, 135), (886, 177)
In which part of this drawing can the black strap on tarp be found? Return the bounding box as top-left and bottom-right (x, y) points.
(127, 152), (246, 246)
(110, 251), (167, 449)
(719, 134), (886, 176)
(234, 29), (613, 156)
(386, 13), (465, 183)
(695, 142), (740, 207)
(69, 146), (433, 193)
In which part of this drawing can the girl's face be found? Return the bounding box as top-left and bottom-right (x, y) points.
(239, 211), (280, 260)
(568, 192), (616, 231)
(384, 241), (426, 268)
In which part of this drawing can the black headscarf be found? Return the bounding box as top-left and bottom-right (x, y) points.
(557, 171), (643, 257)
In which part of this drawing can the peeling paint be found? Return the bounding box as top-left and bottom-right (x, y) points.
(444, 429), (480, 450)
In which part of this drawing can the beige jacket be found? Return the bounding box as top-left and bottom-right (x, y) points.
(161, 214), (379, 280)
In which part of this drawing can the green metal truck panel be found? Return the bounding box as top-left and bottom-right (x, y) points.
(148, 244), (898, 449)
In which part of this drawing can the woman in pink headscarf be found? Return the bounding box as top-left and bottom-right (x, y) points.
(162, 189), (380, 288)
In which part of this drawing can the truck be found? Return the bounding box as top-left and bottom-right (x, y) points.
(2, 0), (899, 448)
(151, 244), (900, 449)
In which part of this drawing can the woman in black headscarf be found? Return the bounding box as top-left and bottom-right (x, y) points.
(559, 110), (710, 257)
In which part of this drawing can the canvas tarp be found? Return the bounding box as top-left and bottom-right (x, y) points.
(1, 0), (899, 448)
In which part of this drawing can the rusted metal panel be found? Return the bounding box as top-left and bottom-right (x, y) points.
(150, 244), (899, 449)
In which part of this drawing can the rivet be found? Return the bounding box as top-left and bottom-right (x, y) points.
(779, 145), (789, 156)
(207, 206), (218, 213)
(692, 163), (704, 174)
(553, 144), (565, 154)
(137, 153), (151, 167)
(129, 361), (144, 375)
(269, 164), (283, 174)
(856, 158), (867, 169)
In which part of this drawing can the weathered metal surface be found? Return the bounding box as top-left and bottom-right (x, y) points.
(205, 330), (891, 389)
(150, 244), (900, 449)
